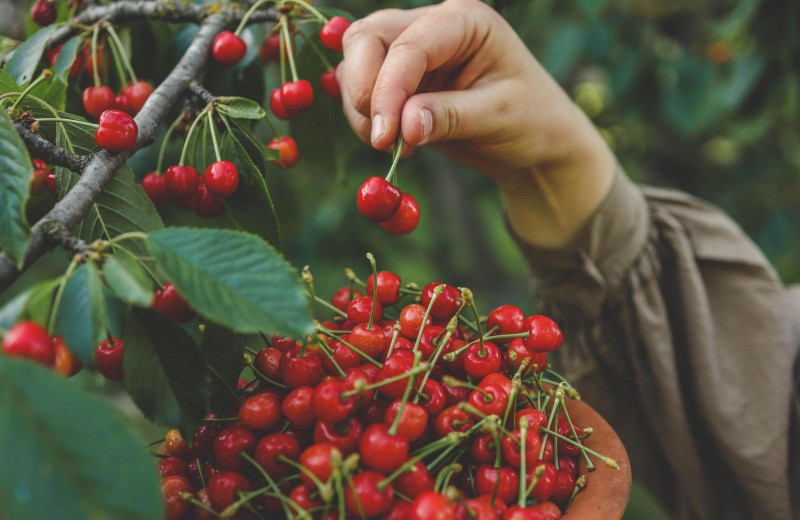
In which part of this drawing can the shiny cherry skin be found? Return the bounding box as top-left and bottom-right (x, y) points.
(558, 455), (578, 477)
(164, 429), (192, 459)
(312, 379), (355, 423)
(1, 321), (54, 366)
(82, 86), (117, 119)
(398, 304), (431, 338)
(192, 179), (225, 218)
(385, 500), (413, 520)
(515, 408), (547, 434)
(319, 16), (351, 52)
(359, 423), (409, 473)
(487, 305), (526, 336)
(281, 386), (316, 428)
(141, 171), (170, 205)
(212, 31), (247, 66)
(213, 425), (256, 470)
(465, 498), (500, 520)
(206, 471), (252, 510)
(268, 136), (299, 169)
(357, 177), (402, 222)
(192, 423), (219, 460)
(556, 415), (584, 456)
(375, 353), (414, 399)
(270, 87), (297, 120)
(280, 346), (324, 388)
(434, 406), (474, 437)
(348, 324), (387, 359)
(152, 282), (196, 323)
(313, 417), (363, 455)
(347, 296), (383, 324)
(550, 470), (576, 510)
(31, 0), (57, 26)
(527, 461), (558, 502)
(52, 337), (82, 377)
(95, 109), (138, 152)
(299, 443), (341, 487)
(501, 428), (541, 468)
(126, 80), (154, 114)
(420, 282), (461, 320)
(524, 315), (563, 352)
(418, 379), (446, 415)
(463, 341), (502, 379)
(289, 483), (322, 516)
(343, 367), (376, 407)
(164, 165), (199, 201)
(238, 392), (281, 431)
(204, 160), (239, 198)
(344, 471), (394, 518)
(380, 193), (420, 234)
(30, 159), (51, 195)
(94, 337), (124, 380)
(322, 339), (360, 374)
(395, 461), (434, 499)
(255, 432), (300, 476)
(259, 34), (283, 63)
(45, 169), (57, 196)
(161, 475), (194, 520)
(468, 383), (508, 418)
(384, 400), (428, 442)
(331, 286), (363, 312)
(281, 80), (314, 114)
(366, 271), (402, 306)
(470, 433), (498, 464)
(502, 505), (545, 520)
(158, 456), (189, 479)
(475, 465), (519, 505)
(410, 491), (456, 520)
(321, 68), (342, 100)
(507, 338), (547, 374)
(254, 347), (282, 380)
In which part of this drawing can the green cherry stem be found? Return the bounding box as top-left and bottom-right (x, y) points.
(412, 284), (443, 353)
(340, 363), (428, 398)
(365, 252), (378, 330)
(156, 114), (182, 175)
(34, 118), (98, 129)
(538, 385), (563, 460)
(206, 110), (222, 162)
(311, 334), (347, 378)
(385, 321), (401, 358)
(413, 321), (457, 404)
(241, 452), (297, 519)
(104, 30), (129, 89)
(235, 0), (275, 35)
(280, 16), (300, 82)
(295, 24), (333, 69)
(8, 70), (53, 114)
(281, 0), (328, 23)
(539, 428), (618, 469)
(317, 325), (382, 368)
(517, 420), (529, 507)
(246, 357), (289, 389)
(179, 108), (209, 165)
(558, 398), (594, 470)
(384, 133), (404, 184)
(278, 22), (287, 86)
(104, 24), (138, 84)
(91, 24), (101, 87)
(311, 294), (348, 318)
(388, 351), (422, 436)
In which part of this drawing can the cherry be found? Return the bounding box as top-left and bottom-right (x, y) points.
(478, 372), (513, 397)
(31, 0), (56, 26)
(398, 304), (431, 338)
(1, 321), (54, 366)
(523, 315), (563, 352)
(465, 498), (500, 520)
(164, 165), (199, 201)
(556, 415), (584, 457)
(126, 80), (154, 114)
(360, 423), (409, 473)
(550, 470), (576, 510)
(418, 379), (446, 415)
(501, 428), (541, 468)
(507, 338), (546, 374)
(322, 339), (360, 374)
(267, 136), (299, 169)
(279, 346), (324, 388)
(192, 423), (219, 460)
(164, 429), (192, 459)
(487, 305), (526, 337)
(375, 352), (414, 399)
(272, 334), (299, 352)
(204, 160), (239, 198)
(53, 337), (82, 377)
(212, 31), (247, 66)
(442, 377), (470, 407)
(395, 461), (435, 499)
(502, 505), (545, 520)
(463, 341), (502, 379)
(82, 86), (117, 119)
(420, 282), (461, 320)
(254, 432), (300, 476)
(153, 282), (196, 323)
(94, 337), (124, 380)
(384, 400), (428, 442)
(238, 392), (282, 431)
(515, 408), (547, 434)
(558, 455), (578, 477)
(45, 169), (57, 197)
(348, 324), (386, 359)
(115, 93), (133, 115)
(321, 68), (342, 100)
(141, 171), (170, 205)
(313, 417), (363, 455)
(347, 296), (383, 324)
(380, 193), (420, 234)
(269, 87), (297, 120)
(410, 491), (456, 520)
(365, 271), (402, 306)
(159, 457), (189, 478)
(320, 16), (351, 52)
(282, 386), (316, 429)
(434, 406), (474, 437)
(280, 80), (314, 113)
(527, 461), (557, 502)
(331, 287), (363, 312)
(259, 34), (284, 63)
(193, 489), (215, 520)
(213, 425), (256, 470)
(357, 177), (402, 222)
(30, 159), (51, 195)
(161, 475), (194, 520)
(540, 436), (555, 462)
(343, 367), (376, 406)
(344, 471), (395, 518)
(299, 443), (340, 487)
(206, 471), (252, 510)
(191, 179), (226, 218)
(312, 379), (355, 423)
(289, 483), (322, 516)
(95, 109), (138, 152)
(474, 465), (519, 505)
(416, 326), (449, 360)
(470, 433), (498, 464)
(254, 347), (282, 380)
(467, 383), (508, 418)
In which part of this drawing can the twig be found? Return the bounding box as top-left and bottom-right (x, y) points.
(14, 115), (90, 173)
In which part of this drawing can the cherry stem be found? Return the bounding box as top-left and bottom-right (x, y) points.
(105, 23), (138, 85)
(524, 463), (546, 498)
(207, 364), (245, 403)
(388, 350), (422, 436)
(434, 462), (462, 493)
(538, 385), (563, 460)
(311, 293), (348, 318)
(156, 114), (182, 175)
(558, 398), (594, 470)
(384, 133), (404, 184)
(467, 294), (486, 354)
(206, 110), (222, 162)
(179, 108), (209, 165)
(518, 421), (528, 507)
(281, 0), (329, 23)
(378, 434), (459, 491)
(413, 323), (456, 404)
(458, 404), (519, 445)
(104, 30), (129, 89)
(567, 476), (586, 509)
(91, 24), (101, 87)
(539, 428), (618, 469)
(295, 25), (333, 70)
(277, 455), (330, 493)
(279, 22), (287, 86)
(34, 118), (98, 129)
(340, 363), (428, 397)
(178, 492), (219, 517)
(246, 358), (289, 388)
(385, 322), (401, 358)
(280, 16), (300, 82)
(311, 334), (347, 377)
(241, 452), (298, 519)
(235, 0), (275, 35)
(365, 252), (378, 330)
(8, 71), (53, 114)
(412, 284), (443, 353)
(317, 325), (383, 368)
(501, 377), (522, 430)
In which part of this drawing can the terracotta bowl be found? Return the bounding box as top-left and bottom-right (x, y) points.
(561, 398), (632, 520)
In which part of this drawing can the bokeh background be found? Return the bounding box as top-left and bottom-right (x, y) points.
(3, 0), (799, 518)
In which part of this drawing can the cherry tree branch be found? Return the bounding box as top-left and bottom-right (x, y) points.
(14, 116), (90, 173)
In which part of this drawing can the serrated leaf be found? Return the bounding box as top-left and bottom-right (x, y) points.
(148, 227), (313, 337)
(223, 96), (266, 119)
(201, 323), (244, 414)
(52, 263), (107, 366)
(0, 112), (33, 268)
(53, 36), (81, 81)
(221, 132), (280, 247)
(0, 357), (163, 520)
(103, 248), (155, 307)
(4, 25), (57, 85)
(123, 308), (209, 437)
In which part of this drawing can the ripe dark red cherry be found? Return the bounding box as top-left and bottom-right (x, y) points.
(95, 109), (138, 152)
(213, 425), (256, 470)
(30, 159), (51, 195)
(31, 0), (57, 26)
(347, 296), (383, 324)
(380, 193), (420, 234)
(161, 475), (194, 520)
(141, 171), (170, 204)
(268, 136), (299, 169)
(331, 287), (363, 312)
(95, 337), (124, 380)
(212, 31), (247, 66)
(365, 271), (402, 306)
(204, 160), (239, 198)
(312, 379), (355, 423)
(115, 93), (133, 115)
(475, 465), (519, 505)
(270, 87), (297, 120)
(524, 315), (563, 352)
(420, 282), (461, 320)
(320, 16), (351, 52)
(255, 432), (300, 476)
(164, 165), (199, 201)
(410, 491), (457, 520)
(192, 180), (225, 218)
(359, 423), (409, 473)
(321, 68), (342, 100)
(281, 386), (316, 428)
(125, 80), (154, 114)
(487, 305), (526, 336)
(1, 321), (54, 366)
(82, 86), (117, 119)
(152, 282), (196, 323)
(279, 346), (324, 388)
(384, 401), (428, 442)
(259, 34), (284, 63)
(395, 461), (435, 499)
(348, 323), (387, 359)
(299, 443), (341, 487)
(500, 428), (541, 468)
(344, 471), (395, 518)
(313, 417), (363, 455)
(280, 80), (314, 114)
(398, 303), (431, 338)
(206, 471), (252, 510)
(463, 342), (502, 379)
(238, 392), (282, 431)
(357, 177), (402, 222)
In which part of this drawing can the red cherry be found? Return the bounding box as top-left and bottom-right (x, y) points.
(280, 80), (314, 113)
(375, 353), (414, 399)
(313, 417), (363, 455)
(159, 456), (189, 479)
(164, 429), (192, 459)
(360, 423), (409, 473)
(31, 0), (56, 26)
(191, 180), (225, 218)
(556, 415), (584, 457)
(386, 500), (413, 520)
(254, 432), (300, 476)
(515, 408), (547, 433)
(417, 325), (451, 360)
(1, 321), (54, 366)
(347, 296), (383, 324)
(192, 423), (219, 460)
(507, 338), (546, 374)
(501, 428), (541, 468)
(289, 483), (322, 516)
(267, 136), (299, 169)
(550, 470), (576, 510)
(312, 379), (355, 423)
(45, 169), (57, 197)
(280, 346), (324, 388)
(474, 465), (519, 505)
(269, 87), (297, 120)
(478, 372), (513, 396)
(357, 177), (402, 222)
(343, 367), (376, 407)
(254, 347), (282, 380)
(115, 93), (133, 115)
(467, 383), (508, 418)
(126, 80), (154, 114)
(344, 472), (394, 518)
(82, 86), (117, 119)
(395, 461), (435, 499)
(320, 16), (351, 52)
(84, 52), (103, 80)
(213, 425), (256, 470)
(524, 315), (563, 352)
(259, 34), (284, 63)
(164, 165), (199, 201)
(206, 471), (251, 510)
(238, 392), (281, 431)
(410, 491), (456, 520)
(487, 305), (526, 336)
(463, 341), (502, 379)
(95, 109), (138, 152)
(161, 475), (194, 520)
(141, 171), (170, 205)
(193, 489), (215, 520)
(420, 282), (461, 320)
(153, 282), (196, 323)
(30, 159), (51, 196)
(321, 68), (342, 100)
(348, 324), (386, 359)
(212, 31), (247, 66)
(384, 401), (428, 442)
(52, 337), (82, 378)
(398, 304), (431, 338)
(281, 386), (316, 428)
(331, 287), (363, 312)
(442, 377), (470, 407)
(502, 505), (545, 520)
(380, 193), (420, 234)
(299, 443), (341, 487)
(204, 160), (239, 198)
(527, 461), (557, 502)
(470, 433), (498, 464)
(418, 379), (446, 415)
(365, 271), (402, 306)
(94, 337), (124, 380)
(434, 406), (474, 437)
(465, 499), (500, 520)
(272, 334), (299, 351)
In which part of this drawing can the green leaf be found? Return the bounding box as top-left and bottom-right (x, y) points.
(4, 25), (57, 85)
(123, 308), (209, 437)
(0, 69), (22, 94)
(148, 227), (313, 337)
(30, 77), (67, 112)
(52, 263), (107, 366)
(201, 323), (245, 414)
(0, 112), (33, 268)
(53, 36), (81, 81)
(0, 290), (33, 330)
(223, 96), (266, 119)
(221, 132), (281, 247)
(0, 357), (163, 520)
(103, 248), (155, 308)
(230, 117), (280, 165)
(19, 278), (62, 326)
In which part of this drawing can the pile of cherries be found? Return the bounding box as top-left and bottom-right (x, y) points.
(155, 266), (614, 520)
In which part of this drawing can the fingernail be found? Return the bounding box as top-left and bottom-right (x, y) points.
(370, 115), (385, 145)
(419, 108), (433, 144)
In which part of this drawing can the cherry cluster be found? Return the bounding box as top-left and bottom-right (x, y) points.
(30, 159), (57, 197)
(153, 264), (613, 520)
(357, 177), (419, 235)
(0, 320), (81, 377)
(142, 160), (240, 218)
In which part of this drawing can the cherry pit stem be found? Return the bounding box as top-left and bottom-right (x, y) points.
(384, 133), (404, 184)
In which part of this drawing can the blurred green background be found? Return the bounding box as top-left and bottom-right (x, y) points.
(4, 0), (799, 518)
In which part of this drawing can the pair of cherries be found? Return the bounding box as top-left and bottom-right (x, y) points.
(1, 321), (82, 378)
(357, 177), (420, 234)
(141, 161), (239, 218)
(30, 159), (56, 197)
(82, 80), (154, 119)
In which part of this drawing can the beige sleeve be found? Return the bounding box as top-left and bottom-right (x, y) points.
(510, 168), (800, 520)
